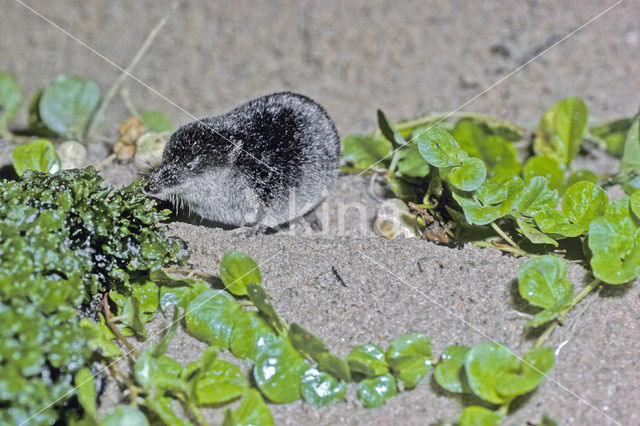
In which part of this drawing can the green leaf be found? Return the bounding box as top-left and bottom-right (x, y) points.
(417, 126), (461, 168)
(631, 190), (640, 218)
(357, 373), (397, 408)
(193, 359), (248, 404)
(590, 117), (633, 156)
(385, 333), (432, 389)
(517, 256), (573, 309)
(39, 74), (101, 140)
(230, 311), (280, 361)
(397, 142), (430, 177)
(223, 389), (274, 426)
(74, 368), (97, 419)
(523, 156), (564, 192)
(132, 280), (160, 324)
(533, 208), (584, 238)
(451, 120), (521, 176)
(453, 175), (524, 225)
(0, 71), (23, 132)
(185, 289), (241, 348)
(458, 406), (502, 426)
(219, 251), (262, 296)
(377, 109), (405, 148)
(113, 293), (147, 337)
(342, 134), (392, 169)
(346, 344), (389, 378)
(100, 406), (149, 426)
(152, 307), (180, 357)
(565, 169), (598, 187)
(79, 318), (122, 357)
(159, 279), (210, 311)
(434, 345), (471, 393)
(561, 181), (608, 228)
(517, 176), (559, 217)
(524, 286), (573, 328)
(288, 322), (329, 359)
(11, 139), (61, 176)
(300, 366), (347, 407)
(253, 338), (309, 403)
(533, 97), (588, 167)
(621, 113), (640, 176)
(246, 283), (286, 334)
(515, 215), (558, 247)
(134, 351), (184, 395)
(465, 342), (554, 404)
(588, 197), (640, 284)
(449, 155), (487, 191)
(139, 110), (174, 133)
(144, 395), (192, 426)
(317, 352), (351, 383)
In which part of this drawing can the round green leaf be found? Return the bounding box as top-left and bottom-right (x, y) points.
(434, 345), (471, 393)
(185, 289), (240, 348)
(346, 344), (389, 378)
(449, 156), (487, 191)
(453, 175), (524, 225)
(566, 169), (598, 187)
(342, 134), (392, 169)
(230, 311), (280, 361)
(517, 256), (572, 309)
(458, 406), (502, 426)
(139, 110), (174, 133)
(397, 143), (430, 177)
(357, 373), (397, 408)
(195, 359), (248, 405)
(11, 139), (61, 176)
(317, 352), (351, 383)
(220, 251), (262, 296)
(417, 126), (461, 167)
(385, 333), (432, 389)
(300, 366), (347, 407)
(253, 339), (309, 403)
(518, 176), (559, 217)
(74, 367), (97, 419)
(561, 181), (608, 228)
(523, 156), (564, 191)
(464, 342), (519, 404)
(0, 72), (23, 129)
(496, 347), (555, 397)
(39, 74), (101, 140)
(588, 197), (640, 284)
(100, 405), (149, 426)
(224, 389), (274, 426)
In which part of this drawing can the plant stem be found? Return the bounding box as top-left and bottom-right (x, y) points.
(103, 292), (139, 357)
(388, 150), (401, 174)
(395, 111), (525, 134)
(489, 221), (519, 250)
(176, 392), (207, 426)
(85, 3), (176, 141)
(498, 401), (511, 416)
(471, 240), (531, 257)
(534, 278), (601, 349)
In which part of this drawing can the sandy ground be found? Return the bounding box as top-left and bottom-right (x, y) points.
(2, 1), (640, 425)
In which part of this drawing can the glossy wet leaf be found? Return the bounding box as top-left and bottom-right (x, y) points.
(449, 155), (487, 191)
(434, 345), (471, 393)
(193, 359), (248, 404)
(113, 293), (146, 337)
(220, 251), (262, 296)
(317, 352), (351, 382)
(517, 176), (559, 217)
(79, 318), (122, 357)
(132, 280), (159, 323)
(453, 175), (524, 225)
(533, 208), (584, 238)
(288, 322), (328, 359)
(517, 256), (573, 309)
(342, 134), (392, 168)
(385, 333), (432, 389)
(590, 117), (633, 156)
(588, 197), (640, 284)
(524, 286), (573, 328)
(300, 367), (347, 407)
(523, 156), (564, 192)
(39, 74), (101, 140)
(253, 338), (309, 403)
(152, 307), (180, 357)
(159, 279), (209, 311)
(346, 344), (389, 378)
(222, 389), (274, 426)
(11, 139), (61, 176)
(458, 406), (502, 426)
(417, 126), (461, 168)
(134, 351), (184, 395)
(631, 190), (640, 218)
(621, 113), (640, 176)
(0, 71), (22, 131)
(566, 169), (598, 187)
(139, 110), (174, 133)
(247, 283), (286, 334)
(230, 311), (280, 361)
(515, 215), (558, 246)
(452, 120), (521, 176)
(144, 395), (192, 426)
(465, 342), (554, 404)
(74, 368), (97, 419)
(397, 142), (430, 177)
(185, 289), (241, 348)
(377, 109), (405, 148)
(100, 405), (149, 426)
(357, 373), (397, 408)
(561, 181), (608, 228)
(533, 97), (588, 167)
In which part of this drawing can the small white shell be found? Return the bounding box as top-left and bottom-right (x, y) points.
(56, 140), (87, 170)
(373, 198), (420, 239)
(134, 132), (170, 168)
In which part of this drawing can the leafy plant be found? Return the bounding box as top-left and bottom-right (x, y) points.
(0, 71), (23, 137)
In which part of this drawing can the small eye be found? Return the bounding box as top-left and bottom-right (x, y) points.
(186, 160), (198, 170)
